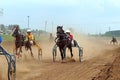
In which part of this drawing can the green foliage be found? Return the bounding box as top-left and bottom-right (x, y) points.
(1, 34), (14, 41)
(104, 30), (120, 37)
(90, 30), (120, 37)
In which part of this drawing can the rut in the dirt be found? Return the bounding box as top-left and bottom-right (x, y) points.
(92, 47), (120, 80)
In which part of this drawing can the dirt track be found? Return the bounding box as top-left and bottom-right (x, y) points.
(92, 47), (120, 80)
(0, 35), (120, 80)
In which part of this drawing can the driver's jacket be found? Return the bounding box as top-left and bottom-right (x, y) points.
(26, 33), (34, 41)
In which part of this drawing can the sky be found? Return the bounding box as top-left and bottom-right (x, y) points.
(1, 0), (120, 34)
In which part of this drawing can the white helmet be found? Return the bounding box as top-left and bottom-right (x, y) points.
(27, 29), (31, 32)
(66, 30), (70, 33)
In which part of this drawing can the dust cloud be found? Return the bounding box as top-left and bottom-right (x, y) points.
(0, 33), (116, 80)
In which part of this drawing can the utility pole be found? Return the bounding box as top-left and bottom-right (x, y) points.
(27, 16), (30, 28)
(45, 21), (47, 32)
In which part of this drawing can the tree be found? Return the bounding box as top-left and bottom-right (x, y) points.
(7, 25), (14, 30)
(0, 24), (6, 32)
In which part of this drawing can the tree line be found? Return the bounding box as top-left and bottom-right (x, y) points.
(0, 24), (47, 35)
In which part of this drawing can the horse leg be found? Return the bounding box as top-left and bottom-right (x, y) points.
(19, 46), (22, 57)
(15, 46), (20, 58)
(63, 46), (67, 59)
(25, 41), (29, 50)
(59, 47), (64, 60)
(68, 46), (73, 58)
(20, 47), (22, 53)
(16, 48), (21, 59)
(29, 47), (33, 57)
(113, 42), (115, 45)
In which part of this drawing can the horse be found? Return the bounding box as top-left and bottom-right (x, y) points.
(12, 25), (25, 58)
(110, 37), (118, 45)
(55, 26), (73, 62)
(12, 26), (42, 59)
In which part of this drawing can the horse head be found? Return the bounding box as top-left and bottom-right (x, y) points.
(12, 25), (20, 37)
(56, 26), (64, 39)
(57, 25), (64, 33)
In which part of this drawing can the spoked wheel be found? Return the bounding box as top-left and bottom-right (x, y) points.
(53, 48), (57, 62)
(52, 45), (57, 62)
(79, 47), (83, 62)
(8, 56), (16, 80)
(38, 49), (42, 60)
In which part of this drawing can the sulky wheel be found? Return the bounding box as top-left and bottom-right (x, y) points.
(8, 56), (16, 80)
(52, 45), (57, 62)
(79, 47), (83, 62)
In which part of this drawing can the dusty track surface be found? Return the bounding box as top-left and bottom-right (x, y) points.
(0, 35), (120, 80)
(92, 47), (120, 80)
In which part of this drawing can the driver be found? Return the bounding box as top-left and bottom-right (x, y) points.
(26, 29), (35, 45)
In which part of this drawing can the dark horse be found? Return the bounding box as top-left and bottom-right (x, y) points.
(110, 36), (118, 45)
(12, 25), (42, 59)
(55, 26), (73, 62)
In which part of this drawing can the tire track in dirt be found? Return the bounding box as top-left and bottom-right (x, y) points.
(92, 47), (120, 80)
(17, 48), (116, 80)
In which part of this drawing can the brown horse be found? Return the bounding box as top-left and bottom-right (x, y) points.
(12, 25), (25, 58)
(12, 25), (42, 59)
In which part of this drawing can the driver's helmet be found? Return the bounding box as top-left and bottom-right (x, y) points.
(0, 36), (2, 43)
(66, 30), (71, 33)
(27, 29), (31, 33)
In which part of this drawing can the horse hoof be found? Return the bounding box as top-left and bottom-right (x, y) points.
(71, 56), (73, 58)
(61, 59), (67, 63)
(17, 54), (20, 59)
(71, 54), (73, 58)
